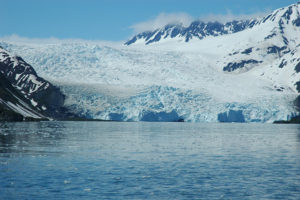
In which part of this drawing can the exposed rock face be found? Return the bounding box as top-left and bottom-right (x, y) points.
(223, 60), (263, 72)
(267, 45), (287, 54)
(295, 62), (300, 73)
(0, 73), (43, 121)
(295, 81), (300, 93)
(125, 20), (256, 45)
(0, 47), (68, 120)
(1, 2), (300, 123)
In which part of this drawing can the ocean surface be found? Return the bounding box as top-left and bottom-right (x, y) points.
(0, 122), (299, 199)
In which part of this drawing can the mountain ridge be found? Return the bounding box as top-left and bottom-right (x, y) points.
(0, 72), (45, 121)
(0, 2), (299, 122)
(0, 47), (77, 120)
(125, 2), (300, 46)
(125, 19), (257, 45)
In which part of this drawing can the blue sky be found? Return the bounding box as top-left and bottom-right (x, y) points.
(0, 0), (299, 41)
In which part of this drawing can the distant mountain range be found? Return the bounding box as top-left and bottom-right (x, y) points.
(125, 20), (257, 45)
(126, 2), (300, 46)
(126, 2), (300, 93)
(0, 2), (300, 122)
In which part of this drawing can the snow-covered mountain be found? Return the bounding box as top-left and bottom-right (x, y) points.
(0, 73), (46, 120)
(125, 20), (257, 45)
(0, 47), (67, 120)
(125, 2), (300, 46)
(1, 2), (300, 122)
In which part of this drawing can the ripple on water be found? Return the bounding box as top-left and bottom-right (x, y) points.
(0, 122), (299, 199)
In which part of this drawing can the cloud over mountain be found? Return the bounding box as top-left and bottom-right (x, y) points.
(130, 13), (194, 33)
(130, 10), (269, 32)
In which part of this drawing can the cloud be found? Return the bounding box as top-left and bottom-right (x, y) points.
(0, 34), (124, 46)
(130, 13), (194, 33)
(130, 10), (270, 33)
(0, 34), (62, 44)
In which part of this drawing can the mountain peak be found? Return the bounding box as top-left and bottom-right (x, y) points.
(258, 2), (300, 26)
(125, 19), (256, 45)
(0, 47), (67, 119)
(125, 2), (300, 46)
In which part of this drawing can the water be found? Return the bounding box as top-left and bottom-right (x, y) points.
(0, 122), (299, 200)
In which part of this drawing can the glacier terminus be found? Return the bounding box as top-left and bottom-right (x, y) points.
(1, 2), (300, 122)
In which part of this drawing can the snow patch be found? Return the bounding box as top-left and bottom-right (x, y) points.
(1, 3), (300, 122)
(30, 99), (38, 107)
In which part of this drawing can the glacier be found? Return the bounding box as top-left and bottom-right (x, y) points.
(1, 3), (300, 122)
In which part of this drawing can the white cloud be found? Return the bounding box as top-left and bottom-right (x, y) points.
(0, 34), (124, 46)
(0, 34), (62, 44)
(130, 13), (194, 33)
(130, 10), (270, 33)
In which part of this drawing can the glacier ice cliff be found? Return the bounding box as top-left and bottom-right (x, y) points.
(1, 2), (300, 122)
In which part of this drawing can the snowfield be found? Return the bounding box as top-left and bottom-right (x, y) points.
(1, 3), (300, 122)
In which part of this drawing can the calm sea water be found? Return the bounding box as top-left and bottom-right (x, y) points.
(0, 122), (299, 199)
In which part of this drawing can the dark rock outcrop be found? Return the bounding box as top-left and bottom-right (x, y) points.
(125, 19), (256, 45)
(0, 47), (75, 120)
(295, 81), (300, 93)
(267, 45), (288, 55)
(223, 60), (262, 72)
(0, 73), (43, 121)
(241, 48), (253, 55)
(295, 62), (300, 73)
(279, 59), (287, 68)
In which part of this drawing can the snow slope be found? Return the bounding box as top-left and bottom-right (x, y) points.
(1, 3), (300, 122)
(0, 73), (45, 119)
(0, 47), (66, 119)
(125, 19), (256, 45)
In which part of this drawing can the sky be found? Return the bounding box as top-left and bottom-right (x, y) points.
(0, 0), (299, 41)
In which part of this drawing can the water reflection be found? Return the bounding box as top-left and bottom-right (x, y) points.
(0, 122), (67, 155)
(0, 122), (299, 199)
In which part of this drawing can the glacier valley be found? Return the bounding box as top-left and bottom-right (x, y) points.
(1, 3), (300, 122)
